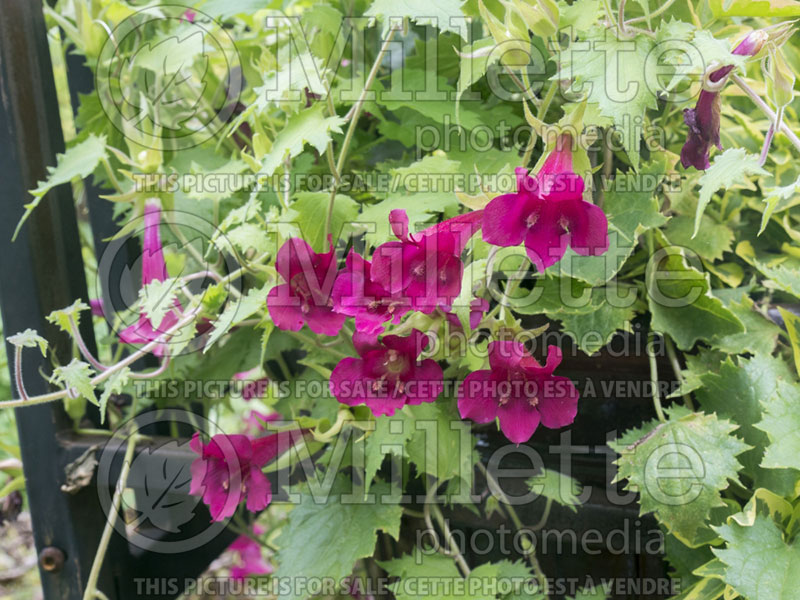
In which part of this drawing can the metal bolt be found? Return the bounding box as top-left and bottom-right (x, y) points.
(38, 547), (65, 572)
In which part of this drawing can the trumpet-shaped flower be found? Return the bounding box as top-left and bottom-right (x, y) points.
(681, 30), (768, 170)
(119, 200), (181, 357)
(329, 329), (443, 416)
(371, 210), (483, 313)
(267, 238), (345, 336)
(482, 135), (608, 272)
(458, 341), (579, 444)
(189, 430), (299, 522)
(332, 251), (411, 340)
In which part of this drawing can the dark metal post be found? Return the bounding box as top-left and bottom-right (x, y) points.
(0, 1), (110, 598)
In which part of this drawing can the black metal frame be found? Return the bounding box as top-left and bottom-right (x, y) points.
(0, 2), (236, 598)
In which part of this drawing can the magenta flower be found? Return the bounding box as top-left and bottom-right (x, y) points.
(681, 30), (768, 170)
(267, 238), (345, 336)
(329, 329), (443, 416)
(90, 298), (105, 318)
(446, 297), (490, 330)
(332, 251), (411, 340)
(189, 430), (299, 522)
(482, 134), (608, 272)
(229, 524), (272, 581)
(233, 368), (270, 401)
(119, 200), (181, 357)
(458, 341), (579, 444)
(371, 210), (483, 313)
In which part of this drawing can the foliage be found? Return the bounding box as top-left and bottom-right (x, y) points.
(2, 0), (799, 599)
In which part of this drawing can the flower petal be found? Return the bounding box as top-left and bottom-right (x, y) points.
(245, 467), (272, 513)
(457, 370), (497, 423)
(267, 284), (306, 332)
(561, 200), (609, 257)
(330, 357), (367, 406)
(536, 375), (579, 429)
(523, 210), (569, 272)
(404, 359), (443, 406)
(482, 192), (534, 247)
(497, 397), (541, 444)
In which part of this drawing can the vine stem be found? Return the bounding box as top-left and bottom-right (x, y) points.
(324, 26), (399, 241)
(645, 231), (666, 423)
(731, 74), (800, 153)
(647, 331), (667, 423)
(69, 315), (108, 372)
(624, 0), (677, 24)
(13, 347), (29, 402)
(424, 481), (471, 577)
(0, 308), (200, 409)
(664, 335), (694, 410)
(82, 410), (139, 600)
(477, 462), (549, 599)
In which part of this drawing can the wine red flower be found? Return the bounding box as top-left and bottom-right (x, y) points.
(371, 210), (483, 313)
(189, 430), (299, 522)
(267, 238), (345, 336)
(331, 251), (411, 340)
(229, 525), (272, 581)
(681, 30), (768, 170)
(482, 134), (608, 271)
(119, 200), (181, 356)
(458, 341), (579, 444)
(233, 368), (270, 401)
(329, 329), (443, 416)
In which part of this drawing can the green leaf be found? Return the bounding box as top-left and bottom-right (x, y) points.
(709, 0), (800, 17)
(610, 409), (749, 545)
(204, 285), (269, 351)
(647, 243), (744, 350)
(364, 412), (413, 494)
(274, 479), (403, 600)
(736, 241), (800, 298)
(200, 0), (274, 19)
(664, 215), (733, 263)
(695, 149), (767, 238)
(365, 0), (468, 40)
(139, 278), (179, 330)
(709, 293), (780, 356)
(456, 37), (497, 105)
(778, 306), (800, 375)
(696, 354), (796, 495)
(527, 468), (583, 512)
(406, 401), (477, 487)
(46, 299), (91, 334)
(16, 134), (107, 240)
(357, 195), (439, 247)
(555, 159), (670, 284)
(714, 516), (800, 600)
(669, 577), (725, 600)
(261, 104), (345, 177)
(755, 379), (800, 471)
(759, 175), (800, 234)
(255, 53), (328, 110)
(98, 367), (131, 425)
(7, 329), (48, 356)
(558, 29), (657, 170)
(510, 276), (635, 354)
(287, 191), (359, 252)
(51, 359), (97, 405)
